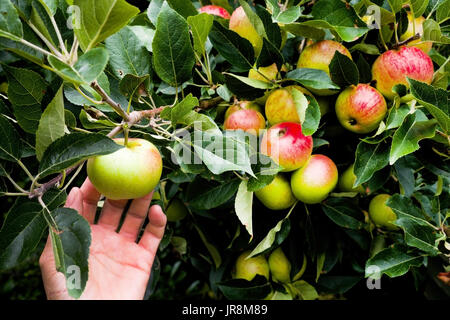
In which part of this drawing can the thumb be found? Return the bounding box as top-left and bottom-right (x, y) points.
(64, 187), (83, 214)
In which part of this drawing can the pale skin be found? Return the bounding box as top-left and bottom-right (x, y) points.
(39, 178), (167, 300)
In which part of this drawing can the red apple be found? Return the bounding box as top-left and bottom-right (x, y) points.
(224, 101), (266, 135)
(198, 5), (230, 19)
(260, 122), (313, 172)
(335, 84), (387, 134)
(87, 138), (163, 200)
(229, 6), (263, 56)
(372, 46), (434, 100)
(290, 154), (338, 204)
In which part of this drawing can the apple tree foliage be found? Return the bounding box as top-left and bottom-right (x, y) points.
(0, 0), (449, 299)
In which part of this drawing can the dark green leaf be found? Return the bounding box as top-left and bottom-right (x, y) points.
(105, 26), (152, 78)
(209, 20), (255, 71)
(152, 3), (195, 87)
(286, 68), (340, 91)
(390, 113), (437, 165)
(51, 208), (91, 299)
(38, 133), (123, 178)
(329, 51), (359, 87)
(0, 0), (23, 40)
(188, 179), (240, 210)
(3, 65), (47, 106)
(73, 0), (139, 51)
(256, 37), (284, 70)
(322, 198), (365, 230)
(0, 114), (22, 161)
(218, 276), (271, 300)
(365, 246), (424, 279)
(354, 141), (390, 187)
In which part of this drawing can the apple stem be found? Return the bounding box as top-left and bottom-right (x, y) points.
(392, 33), (421, 49)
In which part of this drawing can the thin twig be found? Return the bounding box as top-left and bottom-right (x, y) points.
(90, 81), (130, 121)
(392, 33), (421, 49)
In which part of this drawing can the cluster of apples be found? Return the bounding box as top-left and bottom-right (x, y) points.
(234, 247), (305, 288)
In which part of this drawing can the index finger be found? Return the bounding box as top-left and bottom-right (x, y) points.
(79, 178), (101, 224)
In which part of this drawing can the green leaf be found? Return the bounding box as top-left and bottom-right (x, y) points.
(409, 0), (430, 17)
(329, 51), (359, 87)
(436, 0), (450, 23)
(283, 23), (326, 41)
(0, 23), (44, 65)
(3, 65), (47, 106)
(302, 96), (321, 136)
(350, 43), (380, 55)
(224, 74), (267, 101)
(365, 246), (424, 279)
(0, 189), (66, 270)
(255, 4), (282, 48)
(267, 0), (303, 24)
(51, 208), (91, 299)
(128, 25), (155, 52)
(35, 85), (65, 161)
(188, 131), (255, 176)
(256, 37), (284, 70)
(286, 68), (340, 91)
(13, 103), (42, 134)
(0, 0), (23, 41)
(407, 78), (449, 134)
(354, 141), (390, 187)
(322, 198), (365, 230)
(394, 158), (415, 197)
(386, 104), (412, 130)
(73, 0), (139, 51)
(105, 26), (152, 78)
(166, 0), (198, 19)
(387, 195), (443, 255)
(119, 74), (149, 101)
(0, 114), (23, 162)
(187, 13), (214, 57)
(209, 20), (255, 71)
(247, 154), (279, 192)
(79, 109), (115, 129)
(152, 3), (195, 87)
(38, 132), (123, 178)
(309, 0), (369, 42)
(390, 113), (437, 165)
(194, 225), (221, 268)
(356, 53), (372, 84)
(163, 93), (199, 124)
(290, 280), (319, 300)
(247, 208), (294, 258)
(423, 19), (450, 44)
(188, 179), (240, 210)
(218, 276), (271, 300)
(147, 0), (164, 26)
(235, 180), (253, 238)
(30, 1), (58, 47)
(48, 48), (109, 86)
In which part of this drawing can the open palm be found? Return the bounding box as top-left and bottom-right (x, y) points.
(39, 178), (167, 300)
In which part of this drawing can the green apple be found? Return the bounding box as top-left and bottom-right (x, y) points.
(166, 198), (188, 222)
(87, 138), (163, 200)
(234, 250), (270, 281)
(372, 46), (434, 100)
(248, 63), (278, 83)
(229, 6), (263, 56)
(368, 194), (399, 230)
(290, 154), (338, 204)
(335, 84), (387, 134)
(338, 164), (366, 194)
(255, 174), (296, 210)
(265, 85), (313, 126)
(399, 12), (432, 53)
(261, 122), (313, 172)
(268, 247), (291, 283)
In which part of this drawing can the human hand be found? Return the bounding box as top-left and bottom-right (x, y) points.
(39, 178), (167, 300)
